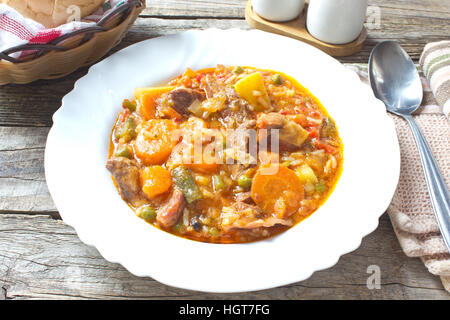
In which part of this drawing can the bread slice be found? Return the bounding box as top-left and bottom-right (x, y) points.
(2, 0), (105, 28)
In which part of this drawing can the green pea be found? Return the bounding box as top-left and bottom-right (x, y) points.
(174, 222), (185, 233)
(209, 227), (219, 237)
(213, 175), (226, 191)
(315, 182), (325, 193)
(122, 99), (136, 112)
(272, 74), (283, 85)
(140, 206), (156, 222)
(114, 146), (131, 158)
(237, 175), (252, 190)
(233, 66), (244, 74)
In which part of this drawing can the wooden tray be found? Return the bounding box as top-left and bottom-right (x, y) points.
(245, 0), (366, 57)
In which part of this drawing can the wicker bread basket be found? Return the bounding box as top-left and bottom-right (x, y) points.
(0, 0), (145, 85)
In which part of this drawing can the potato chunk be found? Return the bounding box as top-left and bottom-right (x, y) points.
(234, 72), (271, 111)
(134, 86), (175, 101)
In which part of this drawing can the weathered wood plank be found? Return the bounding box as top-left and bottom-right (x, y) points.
(0, 127), (56, 214)
(142, 0), (450, 18)
(369, 0), (450, 14)
(0, 75), (81, 127)
(142, 0), (245, 18)
(0, 214), (447, 299)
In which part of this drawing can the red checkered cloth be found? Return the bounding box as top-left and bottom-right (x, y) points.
(0, 0), (126, 59)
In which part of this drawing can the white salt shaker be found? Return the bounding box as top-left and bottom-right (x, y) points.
(306, 0), (368, 44)
(252, 0), (305, 22)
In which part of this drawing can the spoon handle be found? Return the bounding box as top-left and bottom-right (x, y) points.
(403, 114), (450, 252)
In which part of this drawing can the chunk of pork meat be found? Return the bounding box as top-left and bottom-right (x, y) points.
(157, 188), (185, 228)
(203, 74), (221, 98)
(257, 112), (284, 129)
(204, 75), (254, 123)
(220, 87), (255, 125)
(168, 87), (205, 115)
(106, 157), (145, 205)
(257, 112), (308, 150)
(203, 74), (241, 99)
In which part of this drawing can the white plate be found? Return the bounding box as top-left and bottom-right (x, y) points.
(45, 29), (400, 293)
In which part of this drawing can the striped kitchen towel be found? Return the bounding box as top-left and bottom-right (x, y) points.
(347, 52), (450, 293)
(420, 40), (450, 118)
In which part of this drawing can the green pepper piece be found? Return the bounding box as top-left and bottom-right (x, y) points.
(116, 117), (137, 142)
(212, 175), (226, 191)
(272, 74), (283, 85)
(114, 146), (132, 158)
(171, 166), (203, 204)
(233, 66), (244, 74)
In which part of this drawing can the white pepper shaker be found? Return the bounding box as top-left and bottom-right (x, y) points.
(306, 0), (368, 44)
(252, 0), (306, 22)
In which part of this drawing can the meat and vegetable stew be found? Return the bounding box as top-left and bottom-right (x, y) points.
(107, 65), (343, 243)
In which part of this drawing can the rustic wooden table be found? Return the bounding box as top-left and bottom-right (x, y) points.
(1, 0), (449, 300)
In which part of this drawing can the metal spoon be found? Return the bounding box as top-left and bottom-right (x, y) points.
(369, 41), (450, 252)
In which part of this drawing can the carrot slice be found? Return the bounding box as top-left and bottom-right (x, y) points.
(251, 164), (304, 218)
(134, 86), (175, 120)
(134, 119), (178, 165)
(141, 166), (172, 199)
